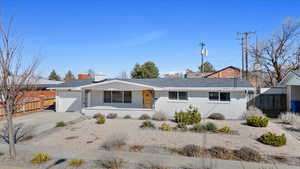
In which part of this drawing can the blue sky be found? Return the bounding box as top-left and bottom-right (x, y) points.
(1, 0), (300, 78)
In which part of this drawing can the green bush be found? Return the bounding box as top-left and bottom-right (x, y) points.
(246, 116), (269, 127)
(218, 126), (232, 134)
(176, 123), (188, 131)
(159, 123), (172, 131)
(140, 120), (155, 129)
(123, 115), (131, 119)
(56, 121), (66, 127)
(0, 152), (4, 156)
(174, 105), (201, 125)
(31, 153), (50, 164)
(96, 114), (106, 124)
(190, 122), (217, 132)
(259, 132), (287, 147)
(69, 159), (84, 167)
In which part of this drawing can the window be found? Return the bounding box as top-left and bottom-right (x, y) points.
(103, 91), (132, 103)
(209, 92), (219, 101)
(124, 91), (132, 103)
(179, 92), (188, 100)
(168, 91), (188, 100)
(104, 91), (111, 103)
(112, 91), (123, 103)
(220, 92), (230, 101)
(168, 91), (178, 100)
(209, 92), (231, 101)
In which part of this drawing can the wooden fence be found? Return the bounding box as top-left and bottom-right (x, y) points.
(247, 94), (287, 118)
(0, 97), (55, 117)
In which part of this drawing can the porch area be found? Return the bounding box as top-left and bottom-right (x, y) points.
(81, 106), (155, 118)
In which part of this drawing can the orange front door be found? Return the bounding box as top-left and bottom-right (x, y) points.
(143, 90), (153, 108)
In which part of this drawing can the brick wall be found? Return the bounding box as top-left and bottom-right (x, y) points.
(207, 67), (240, 78)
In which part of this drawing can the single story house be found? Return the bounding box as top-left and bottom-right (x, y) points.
(279, 70), (300, 112)
(50, 75), (255, 119)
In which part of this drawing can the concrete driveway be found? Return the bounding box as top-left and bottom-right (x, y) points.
(0, 111), (83, 135)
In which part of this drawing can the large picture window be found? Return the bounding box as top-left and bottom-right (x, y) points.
(209, 92), (230, 101)
(104, 91), (132, 103)
(168, 91), (188, 100)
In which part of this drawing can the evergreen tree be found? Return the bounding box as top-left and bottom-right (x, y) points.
(64, 70), (75, 81)
(48, 70), (61, 81)
(198, 61), (216, 72)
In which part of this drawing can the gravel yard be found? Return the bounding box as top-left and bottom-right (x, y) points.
(29, 118), (300, 157)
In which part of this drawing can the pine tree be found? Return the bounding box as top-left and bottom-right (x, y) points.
(48, 70), (61, 81)
(64, 70), (75, 81)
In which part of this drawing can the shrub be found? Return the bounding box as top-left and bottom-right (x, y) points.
(107, 113), (118, 119)
(56, 121), (66, 127)
(259, 132), (287, 147)
(241, 106), (265, 119)
(0, 152), (4, 156)
(99, 157), (126, 169)
(176, 123), (188, 131)
(209, 146), (230, 157)
(31, 153), (50, 164)
(129, 145), (144, 152)
(102, 134), (127, 150)
(174, 105), (201, 125)
(123, 115), (131, 119)
(140, 121), (155, 129)
(181, 144), (202, 157)
(218, 126), (232, 134)
(190, 122), (217, 132)
(69, 159), (84, 167)
(96, 114), (106, 124)
(159, 123), (172, 131)
(205, 122), (217, 131)
(190, 124), (206, 132)
(246, 116), (269, 127)
(93, 113), (102, 119)
(139, 114), (151, 120)
(208, 113), (225, 120)
(279, 112), (299, 124)
(235, 147), (261, 161)
(0, 123), (34, 144)
(152, 112), (167, 121)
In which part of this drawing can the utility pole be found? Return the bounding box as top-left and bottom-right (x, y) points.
(199, 41), (206, 73)
(236, 36), (244, 79)
(237, 31), (255, 80)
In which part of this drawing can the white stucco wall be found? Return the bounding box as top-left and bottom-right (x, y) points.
(154, 90), (247, 119)
(90, 90), (143, 108)
(56, 90), (82, 112)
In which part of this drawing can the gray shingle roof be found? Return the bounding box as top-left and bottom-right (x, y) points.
(52, 78), (253, 88)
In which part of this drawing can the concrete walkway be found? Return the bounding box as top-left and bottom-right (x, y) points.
(0, 144), (298, 169)
(0, 111), (83, 135)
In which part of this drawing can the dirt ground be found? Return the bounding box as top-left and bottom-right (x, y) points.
(29, 118), (300, 157)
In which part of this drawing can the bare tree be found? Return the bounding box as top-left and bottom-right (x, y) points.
(0, 16), (39, 159)
(251, 18), (300, 86)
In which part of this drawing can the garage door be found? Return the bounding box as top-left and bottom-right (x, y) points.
(57, 91), (82, 112)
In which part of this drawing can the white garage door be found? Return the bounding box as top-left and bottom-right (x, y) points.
(57, 91), (82, 112)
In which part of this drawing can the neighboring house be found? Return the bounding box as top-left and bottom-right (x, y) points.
(184, 69), (212, 78)
(50, 75), (255, 119)
(204, 66), (240, 78)
(279, 70), (300, 112)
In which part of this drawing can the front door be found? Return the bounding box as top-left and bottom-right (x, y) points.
(143, 90), (153, 108)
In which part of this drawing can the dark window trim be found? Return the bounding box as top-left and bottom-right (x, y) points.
(168, 91), (188, 101)
(209, 91), (231, 101)
(103, 91), (132, 104)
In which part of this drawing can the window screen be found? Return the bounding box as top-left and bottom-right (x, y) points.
(220, 92), (230, 101)
(104, 91), (111, 103)
(124, 91), (132, 103)
(209, 92), (219, 101)
(179, 92), (188, 100)
(168, 91), (178, 100)
(112, 91), (123, 103)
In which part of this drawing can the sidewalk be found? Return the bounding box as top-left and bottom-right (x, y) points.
(0, 144), (299, 169)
